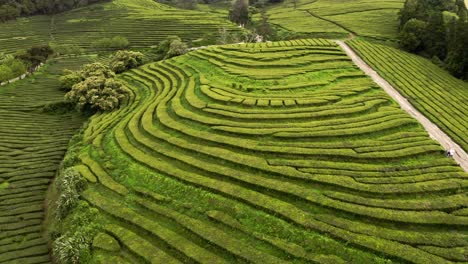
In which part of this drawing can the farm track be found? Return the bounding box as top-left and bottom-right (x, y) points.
(0, 60), (84, 263)
(337, 40), (468, 172)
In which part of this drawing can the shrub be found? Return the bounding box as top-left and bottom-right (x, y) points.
(91, 36), (129, 50)
(53, 234), (86, 264)
(60, 63), (116, 91)
(110, 50), (145, 73)
(52, 201), (102, 264)
(65, 76), (127, 112)
(15, 45), (54, 70)
(156, 36), (188, 59)
(0, 64), (13, 82)
(55, 167), (87, 220)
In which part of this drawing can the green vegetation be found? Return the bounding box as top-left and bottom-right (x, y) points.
(0, 54), (26, 83)
(63, 63), (128, 112)
(398, 0), (468, 79)
(0, 0), (241, 55)
(92, 36), (130, 50)
(348, 38), (468, 153)
(155, 35), (189, 60)
(110, 50), (145, 73)
(266, 0), (405, 39)
(0, 0), (106, 22)
(0, 57), (86, 263)
(57, 39), (467, 263)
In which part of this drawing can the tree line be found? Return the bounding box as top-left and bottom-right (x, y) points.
(0, 0), (107, 22)
(398, 0), (468, 79)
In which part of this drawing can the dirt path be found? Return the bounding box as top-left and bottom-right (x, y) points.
(337, 40), (468, 172)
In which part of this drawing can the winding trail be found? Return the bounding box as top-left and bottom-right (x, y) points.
(337, 40), (468, 172)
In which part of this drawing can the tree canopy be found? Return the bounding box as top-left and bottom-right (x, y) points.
(0, 0), (108, 22)
(398, 0), (468, 79)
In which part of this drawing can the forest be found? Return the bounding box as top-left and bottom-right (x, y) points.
(0, 0), (107, 21)
(398, 0), (468, 79)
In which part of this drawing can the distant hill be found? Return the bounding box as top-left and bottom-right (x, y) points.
(0, 0), (240, 54)
(265, 0), (405, 39)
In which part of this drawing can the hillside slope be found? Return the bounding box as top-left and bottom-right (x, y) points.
(267, 0), (404, 39)
(348, 39), (468, 153)
(0, 58), (86, 263)
(0, 0), (240, 54)
(60, 39), (468, 263)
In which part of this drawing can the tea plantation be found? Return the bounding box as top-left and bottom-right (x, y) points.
(267, 0), (405, 39)
(0, 57), (87, 263)
(0, 0), (240, 54)
(63, 40), (467, 263)
(348, 39), (468, 152)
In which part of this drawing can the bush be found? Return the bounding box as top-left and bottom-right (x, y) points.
(110, 50), (145, 73)
(0, 55), (27, 82)
(55, 167), (87, 220)
(91, 36), (129, 50)
(60, 63), (116, 91)
(156, 36), (188, 60)
(65, 76), (127, 112)
(52, 201), (102, 264)
(15, 45), (54, 70)
(53, 234), (86, 264)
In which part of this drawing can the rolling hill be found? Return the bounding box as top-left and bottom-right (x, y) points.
(58, 39), (468, 263)
(0, 0), (240, 54)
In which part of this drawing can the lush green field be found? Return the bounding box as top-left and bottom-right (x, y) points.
(267, 0), (404, 39)
(348, 39), (468, 153)
(0, 0), (240, 54)
(0, 57), (87, 263)
(59, 39), (468, 263)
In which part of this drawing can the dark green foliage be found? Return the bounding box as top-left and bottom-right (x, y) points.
(15, 44), (53, 71)
(0, 0), (108, 22)
(156, 36), (188, 60)
(399, 18), (426, 52)
(229, 0), (250, 25)
(110, 50), (144, 73)
(398, 0), (468, 79)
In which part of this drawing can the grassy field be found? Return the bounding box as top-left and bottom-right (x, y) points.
(58, 39), (468, 263)
(0, 57), (88, 263)
(348, 39), (468, 153)
(267, 0), (404, 39)
(0, 0), (240, 54)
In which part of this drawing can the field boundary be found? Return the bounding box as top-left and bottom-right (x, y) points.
(337, 40), (468, 171)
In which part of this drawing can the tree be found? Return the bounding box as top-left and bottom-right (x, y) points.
(60, 62), (115, 91)
(445, 19), (468, 79)
(109, 50), (144, 73)
(256, 10), (275, 40)
(229, 0), (249, 26)
(0, 65), (13, 82)
(156, 36), (188, 59)
(399, 18), (427, 52)
(65, 76), (127, 112)
(15, 44), (54, 71)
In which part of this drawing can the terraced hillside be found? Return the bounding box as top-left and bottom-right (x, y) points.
(267, 0), (404, 39)
(348, 39), (468, 153)
(0, 0), (240, 54)
(64, 39), (468, 263)
(0, 58), (86, 263)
